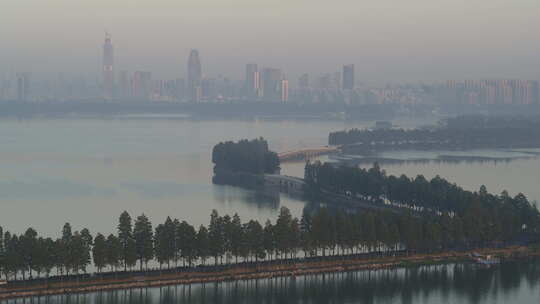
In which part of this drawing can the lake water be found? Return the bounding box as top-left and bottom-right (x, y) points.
(2, 116), (540, 302)
(362, 150), (540, 204)
(4, 260), (540, 303)
(2, 116), (540, 235)
(1, 117), (433, 236)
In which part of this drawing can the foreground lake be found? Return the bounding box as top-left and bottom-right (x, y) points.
(1, 117), (430, 236)
(2, 116), (540, 237)
(2, 116), (540, 302)
(5, 260), (540, 303)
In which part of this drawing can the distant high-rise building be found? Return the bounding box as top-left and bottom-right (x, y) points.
(343, 64), (355, 90)
(497, 84), (513, 104)
(0, 79), (11, 100)
(245, 64), (259, 99)
(295, 73), (312, 103)
(201, 78), (216, 100)
(175, 78), (185, 101)
(16, 73), (30, 102)
(298, 73), (310, 89)
(334, 72), (341, 90)
(187, 49), (202, 102)
(261, 68), (282, 101)
(531, 80), (540, 104)
(102, 32), (114, 100)
(481, 85), (497, 104)
(153, 80), (164, 99)
(316, 73), (333, 89)
(119, 70), (130, 99)
(446, 80), (458, 89)
(280, 79), (289, 102)
(132, 71), (152, 100)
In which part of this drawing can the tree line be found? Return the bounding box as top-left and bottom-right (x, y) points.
(328, 116), (540, 148)
(1, 198), (539, 282)
(442, 115), (540, 130)
(1, 162), (538, 282)
(305, 161), (540, 246)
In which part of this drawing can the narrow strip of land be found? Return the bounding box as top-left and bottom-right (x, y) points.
(0, 246), (537, 300)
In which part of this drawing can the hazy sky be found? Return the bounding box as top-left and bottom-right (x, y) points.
(2, 0), (539, 83)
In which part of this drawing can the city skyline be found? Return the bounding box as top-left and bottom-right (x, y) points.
(2, 32), (540, 105)
(2, 1), (540, 83)
(2, 1), (540, 302)
(3, 37), (540, 86)
(2, 39), (539, 105)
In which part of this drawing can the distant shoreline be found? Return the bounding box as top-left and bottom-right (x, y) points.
(1, 246), (537, 301)
(329, 150), (540, 166)
(0, 101), (398, 121)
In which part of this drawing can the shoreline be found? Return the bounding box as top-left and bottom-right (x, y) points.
(1, 246), (538, 300)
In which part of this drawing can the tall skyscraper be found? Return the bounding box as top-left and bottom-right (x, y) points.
(102, 32), (114, 100)
(261, 68), (282, 101)
(280, 79), (289, 102)
(175, 78), (185, 101)
(200, 78), (213, 100)
(333, 71), (342, 90)
(132, 71), (152, 100)
(245, 63), (259, 98)
(16, 73), (30, 102)
(187, 49), (202, 102)
(119, 70), (130, 100)
(342, 64), (355, 90)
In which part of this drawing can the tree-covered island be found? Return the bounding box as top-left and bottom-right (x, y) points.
(212, 138), (280, 187)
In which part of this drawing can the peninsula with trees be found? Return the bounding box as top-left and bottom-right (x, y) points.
(1, 188), (539, 300)
(330, 115), (540, 154)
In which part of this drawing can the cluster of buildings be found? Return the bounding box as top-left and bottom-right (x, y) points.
(0, 34), (356, 104)
(106, 35), (295, 103)
(440, 80), (540, 105)
(1, 33), (540, 107)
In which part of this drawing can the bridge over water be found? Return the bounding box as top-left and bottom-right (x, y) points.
(264, 174), (305, 193)
(278, 146), (338, 162)
(264, 174), (410, 214)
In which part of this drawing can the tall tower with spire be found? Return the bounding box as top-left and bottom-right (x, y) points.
(187, 49), (202, 102)
(102, 32), (114, 100)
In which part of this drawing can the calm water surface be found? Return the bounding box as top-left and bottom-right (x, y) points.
(363, 150), (540, 203)
(2, 117), (540, 303)
(2, 117), (540, 236)
(1, 117), (429, 236)
(5, 261), (540, 304)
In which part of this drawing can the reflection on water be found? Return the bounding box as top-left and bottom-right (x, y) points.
(2, 117), (540, 303)
(8, 260), (540, 304)
(364, 156), (540, 204)
(333, 153), (539, 167)
(2, 118), (394, 236)
(212, 187), (280, 211)
(329, 148), (540, 167)
(2, 117), (540, 229)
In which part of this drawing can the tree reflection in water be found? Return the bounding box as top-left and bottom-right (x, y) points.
(9, 259), (540, 304)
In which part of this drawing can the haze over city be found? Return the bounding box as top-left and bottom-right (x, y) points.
(2, 0), (540, 82)
(2, 1), (540, 303)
